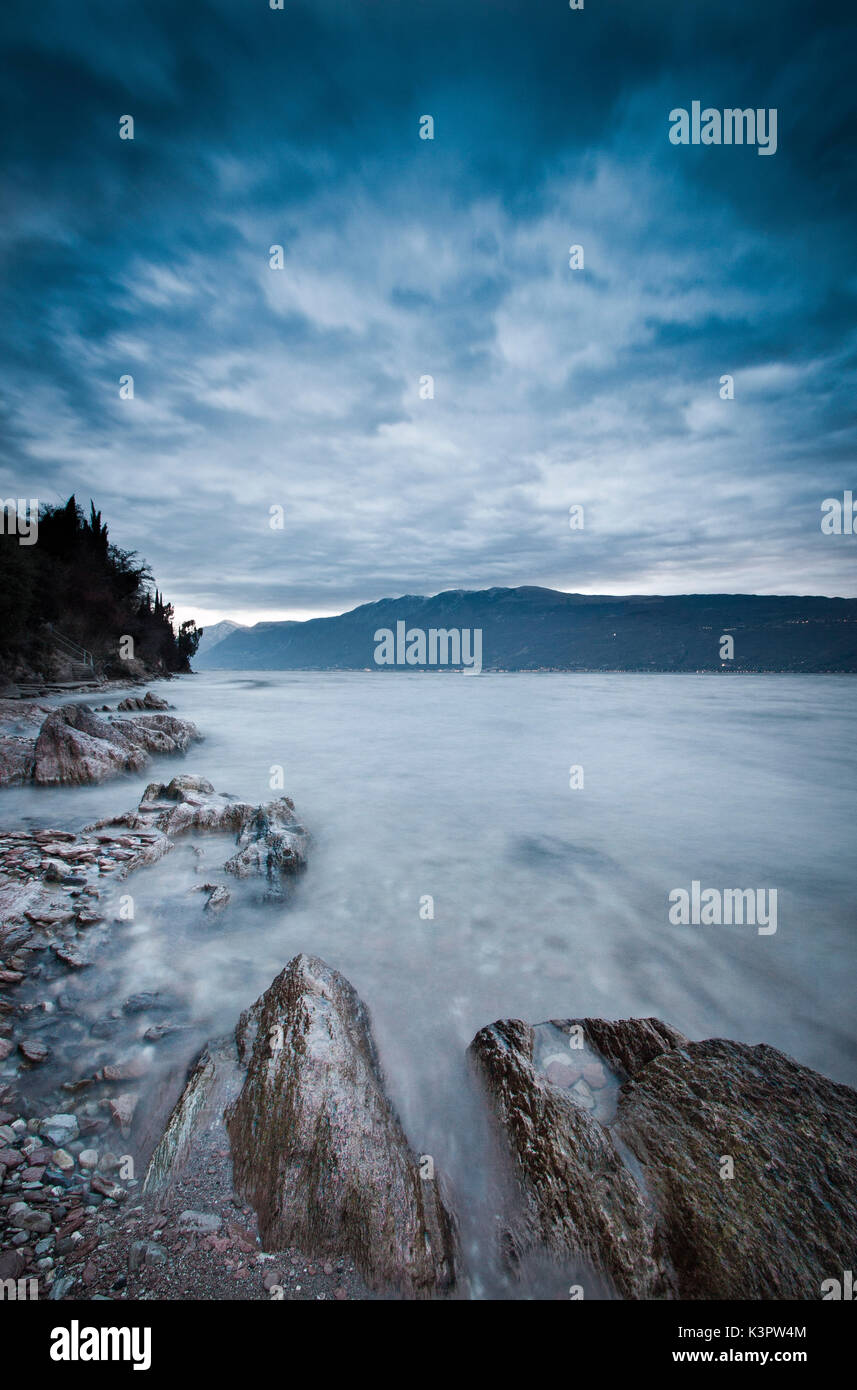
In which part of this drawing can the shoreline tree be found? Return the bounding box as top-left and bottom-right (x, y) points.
(0, 496), (202, 682)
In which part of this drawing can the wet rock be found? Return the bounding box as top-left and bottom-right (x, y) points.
(108, 1094), (138, 1132)
(223, 800), (308, 893)
(91, 1172), (126, 1201)
(78, 1149), (98, 1169)
(179, 1210), (222, 1233)
(90, 1015), (123, 1040)
(204, 885), (231, 915)
(470, 1015), (857, 1301)
(616, 1035), (857, 1299)
(122, 992), (170, 1015)
(117, 692), (169, 711)
(33, 704), (148, 785)
(469, 1018), (670, 1298)
(32, 703), (200, 786)
(0, 735), (37, 786)
(129, 1239), (168, 1271)
(40, 1114), (79, 1146)
(0, 1249), (27, 1281)
(119, 713), (200, 758)
(142, 1023), (185, 1043)
(9, 1203), (52, 1234)
(143, 1046), (222, 1196)
(52, 944), (88, 970)
(226, 954), (457, 1297)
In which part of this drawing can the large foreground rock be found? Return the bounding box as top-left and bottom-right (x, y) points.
(226, 954), (457, 1296)
(30, 703), (201, 785)
(470, 1016), (857, 1299)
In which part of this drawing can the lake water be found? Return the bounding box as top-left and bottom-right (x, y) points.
(3, 670), (856, 1292)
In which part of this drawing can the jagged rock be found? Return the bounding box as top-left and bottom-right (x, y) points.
(108, 1093), (138, 1132)
(117, 692), (170, 711)
(470, 1015), (857, 1300)
(226, 954), (457, 1297)
(204, 885), (231, 914)
(143, 1047), (220, 1195)
(31, 703), (201, 786)
(115, 779), (308, 894)
(129, 1240), (168, 1271)
(179, 1210), (222, 1233)
(469, 1018), (671, 1297)
(39, 1113), (79, 1146)
(9, 1203), (52, 1234)
(118, 713), (199, 757)
(33, 704), (148, 784)
(223, 800), (308, 893)
(133, 777), (252, 835)
(0, 736), (36, 786)
(616, 1036), (857, 1299)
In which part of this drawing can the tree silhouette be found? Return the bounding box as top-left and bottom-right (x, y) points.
(0, 496), (202, 681)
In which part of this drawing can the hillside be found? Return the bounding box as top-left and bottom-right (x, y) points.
(195, 587), (857, 673)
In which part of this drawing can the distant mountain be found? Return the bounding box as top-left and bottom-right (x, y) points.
(195, 620), (247, 656)
(193, 587), (857, 673)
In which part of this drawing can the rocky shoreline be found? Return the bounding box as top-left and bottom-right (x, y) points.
(1, 692), (855, 1301)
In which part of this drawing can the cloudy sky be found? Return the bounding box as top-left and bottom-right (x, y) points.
(1, 0), (855, 627)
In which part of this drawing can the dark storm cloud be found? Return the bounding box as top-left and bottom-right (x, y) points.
(0, 0), (855, 622)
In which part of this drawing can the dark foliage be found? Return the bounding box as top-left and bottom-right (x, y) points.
(0, 496), (201, 679)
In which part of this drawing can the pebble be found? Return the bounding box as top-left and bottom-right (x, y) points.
(40, 1114), (79, 1146)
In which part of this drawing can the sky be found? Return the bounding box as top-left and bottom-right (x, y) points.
(1, 0), (855, 628)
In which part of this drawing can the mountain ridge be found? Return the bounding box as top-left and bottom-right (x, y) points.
(194, 587), (857, 673)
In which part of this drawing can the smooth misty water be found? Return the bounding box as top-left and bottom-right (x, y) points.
(3, 671), (856, 1294)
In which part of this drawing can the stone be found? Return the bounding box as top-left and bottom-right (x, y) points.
(78, 1149), (99, 1170)
(616, 1035), (857, 1299)
(470, 1014), (857, 1301)
(226, 954), (457, 1297)
(223, 801), (308, 893)
(0, 735), (35, 786)
(108, 1094), (138, 1131)
(469, 1018), (670, 1298)
(40, 1114), (79, 1146)
(128, 1240), (168, 1272)
(19, 1039), (49, 1064)
(10, 1204), (52, 1234)
(91, 1172), (126, 1201)
(204, 885), (231, 914)
(178, 1210), (222, 1233)
(117, 692), (169, 712)
(32, 703), (200, 787)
